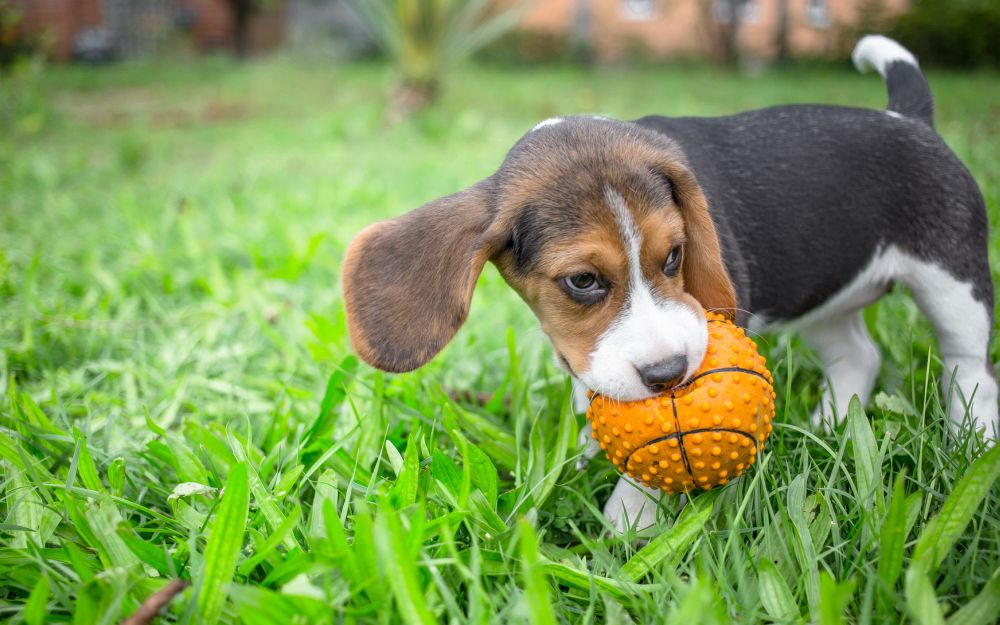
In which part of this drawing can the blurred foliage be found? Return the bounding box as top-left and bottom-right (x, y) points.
(0, 56), (50, 140)
(891, 0), (1000, 68)
(480, 28), (573, 64)
(0, 0), (30, 69)
(0, 1), (52, 157)
(349, 0), (523, 116)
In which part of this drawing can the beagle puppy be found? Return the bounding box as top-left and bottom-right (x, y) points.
(341, 36), (998, 531)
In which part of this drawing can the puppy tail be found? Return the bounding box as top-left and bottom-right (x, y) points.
(852, 35), (934, 128)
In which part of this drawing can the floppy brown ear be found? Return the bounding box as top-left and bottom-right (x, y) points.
(341, 179), (503, 372)
(661, 161), (737, 319)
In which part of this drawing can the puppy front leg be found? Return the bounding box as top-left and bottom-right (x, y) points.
(603, 476), (662, 532)
(800, 312), (881, 429)
(572, 380), (663, 530)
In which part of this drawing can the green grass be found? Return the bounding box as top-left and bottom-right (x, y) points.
(1, 56), (999, 624)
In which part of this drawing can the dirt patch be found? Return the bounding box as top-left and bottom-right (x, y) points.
(57, 87), (253, 129)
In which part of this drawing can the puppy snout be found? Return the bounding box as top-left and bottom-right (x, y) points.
(638, 355), (688, 392)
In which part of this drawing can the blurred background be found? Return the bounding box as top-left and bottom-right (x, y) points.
(5, 1), (1000, 68)
(4, 1), (999, 95)
(3, 0), (999, 147)
(1, 0), (998, 421)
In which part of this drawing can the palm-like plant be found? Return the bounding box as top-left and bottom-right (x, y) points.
(351, 0), (523, 117)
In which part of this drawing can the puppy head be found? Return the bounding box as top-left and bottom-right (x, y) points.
(342, 116), (736, 398)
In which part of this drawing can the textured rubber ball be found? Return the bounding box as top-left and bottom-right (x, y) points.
(586, 311), (776, 493)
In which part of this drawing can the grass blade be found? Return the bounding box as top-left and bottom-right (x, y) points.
(304, 356), (358, 452)
(904, 567), (945, 625)
(877, 471), (910, 594)
(619, 489), (720, 582)
(945, 566), (1000, 625)
(538, 560), (646, 600)
(307, 469), (339, 543)
(910, 444), (1000, 574)
(84, 496), (141, 570)
(229, 584), (328, 625)
(374, 500), (436, 625)
(847, 396), (882, 546)
(24, 574), (50, 625)
(392, 426), (422, 507)
(532, 393), (579, 510)
(8, 466), (60, 549)
(818, 572), (856, 625)
(518, 519), (557, 625)
(758, 558), (801, 623)
(118, 528), (176, 577)
(787, 474), (821, 614)
(72, 428), (104, 493)
(847, 398), (878, 507)
(198, 462), (250, 625)
(237, 504), (302, 576)
(466, 442), (499, 508)
(903, 446), (1000, 625)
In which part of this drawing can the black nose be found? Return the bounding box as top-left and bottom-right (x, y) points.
(639, 355), (688, 391)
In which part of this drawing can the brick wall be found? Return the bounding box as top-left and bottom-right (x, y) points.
(11, 0), (285, 60)
(11, 0), (104, 60)
(157, 0), (286, 53)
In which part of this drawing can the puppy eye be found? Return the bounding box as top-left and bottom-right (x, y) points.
(663, 245), (683, 276)
(560, 273), (607, 304)
(568, 273), (597, 290)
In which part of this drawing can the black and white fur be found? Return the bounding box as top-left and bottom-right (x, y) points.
(589, 36), (997, 529)
(343, 36), (997, 533)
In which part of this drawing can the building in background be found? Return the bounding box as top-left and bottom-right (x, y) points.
(9, 0), (906, 64)
(509, 0), (908, 62)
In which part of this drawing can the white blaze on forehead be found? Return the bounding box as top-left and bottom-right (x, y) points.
(577, 187), (707, 401)
(604, 187), (644, 288)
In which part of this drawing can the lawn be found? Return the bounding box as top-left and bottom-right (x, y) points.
(1, 55), (999, 624)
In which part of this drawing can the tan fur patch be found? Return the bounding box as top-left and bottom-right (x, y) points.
(342, 117), (736, 373)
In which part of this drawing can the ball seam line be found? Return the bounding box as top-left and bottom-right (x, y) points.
(587, 367), (769, 409)
(623, 428), (757, 469)
(670, 395), (694, 477)
(675, 367), (769, 391)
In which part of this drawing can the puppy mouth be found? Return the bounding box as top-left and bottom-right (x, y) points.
(586, 372), (694, 403)
(583, 353), (703, 402)
(601, 388), (661, 402)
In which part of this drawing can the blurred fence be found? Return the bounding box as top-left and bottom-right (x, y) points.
(103, 0), (173, 58)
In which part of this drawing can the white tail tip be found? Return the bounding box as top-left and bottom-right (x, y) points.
(852, 35), (918, 78)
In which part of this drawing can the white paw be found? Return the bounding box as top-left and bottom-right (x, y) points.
(810, 397), (838, 431)
(966, 408), (999, 444)
(602, 476), (661, 533)
(811, 390), (854, 431)
(956, 376), (998, 443)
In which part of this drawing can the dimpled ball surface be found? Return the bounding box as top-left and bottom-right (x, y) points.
(586, 312), (776, 493)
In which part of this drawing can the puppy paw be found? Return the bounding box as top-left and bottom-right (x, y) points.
(602, 476), (661, 533)
(810, 395), (843, 432)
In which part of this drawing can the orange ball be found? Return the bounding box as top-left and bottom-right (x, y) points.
(586, 312), (775, 493)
